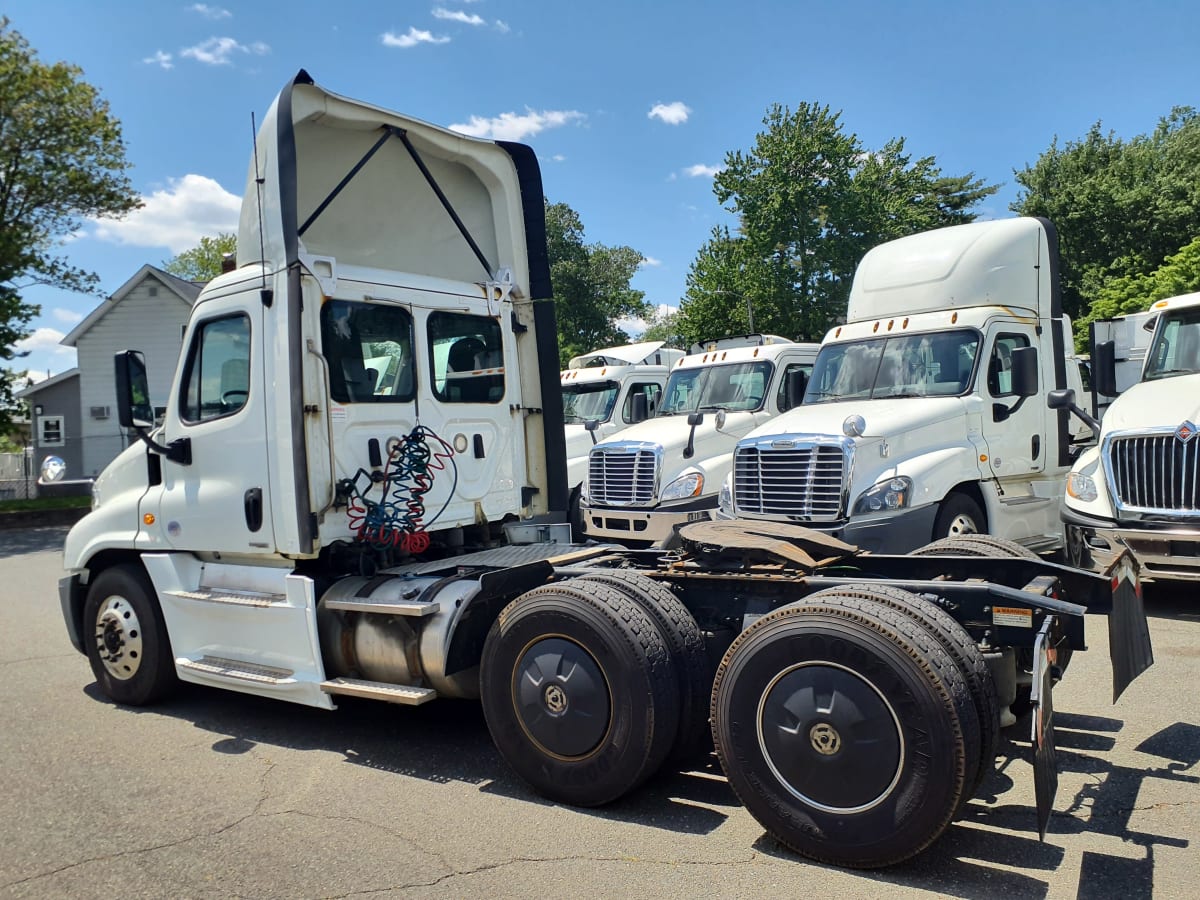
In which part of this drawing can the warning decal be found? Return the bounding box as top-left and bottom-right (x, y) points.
(993, 606), (1034, 628)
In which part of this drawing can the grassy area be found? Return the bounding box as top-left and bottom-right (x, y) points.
(0, 495), (91, 513)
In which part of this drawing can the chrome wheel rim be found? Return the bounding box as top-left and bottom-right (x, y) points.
(94, 595), (143, 681)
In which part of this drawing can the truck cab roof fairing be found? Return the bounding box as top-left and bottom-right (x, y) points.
(238, 70), (534, 291)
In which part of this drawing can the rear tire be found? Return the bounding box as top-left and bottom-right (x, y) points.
(568, 571), (712, 764)
(83, 564), (178, 706)
(480, 581), (680, 807)
(804, 584), (998, 805)
(711, 596), (973, 868)
(912, 533), (1041, 561)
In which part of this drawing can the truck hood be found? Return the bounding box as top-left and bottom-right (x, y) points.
(1102, 374), (1200, 435)
(747, 396), (966, 443)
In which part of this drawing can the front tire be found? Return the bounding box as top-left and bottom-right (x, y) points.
(711, 596), (972, 868)
(932, 493), (985, 541)
(480, 581), (681, 807)
(83, 564), (178, 705)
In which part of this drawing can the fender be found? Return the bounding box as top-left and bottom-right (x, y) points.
(861, 444), (986, 514)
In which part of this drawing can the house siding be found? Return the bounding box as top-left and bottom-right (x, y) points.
(28, 375), (84, 487)
(75, 277), (192, 476)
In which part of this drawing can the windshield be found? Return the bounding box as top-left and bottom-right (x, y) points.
(562, 380), (620, 423)
(1145, 307), (1200, 380)
(658, 361), (773, 415)
(805, 330), (980, 403)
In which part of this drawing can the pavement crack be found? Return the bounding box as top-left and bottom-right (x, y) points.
(0, 755), (278, 892)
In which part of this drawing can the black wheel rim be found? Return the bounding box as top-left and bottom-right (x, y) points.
(757, 661), (904, 812)
(513, 636), (611, 760)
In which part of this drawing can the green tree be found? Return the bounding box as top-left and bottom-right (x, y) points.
(1012, 108), (1200, 324)
(545, 200), (650, 364)
(637, 306), (684, 348)
(677, 104), (997, 345)
(163, 233), (236, 282)
(0, 19), (140, 433)
(1085, 235), (1200, 334)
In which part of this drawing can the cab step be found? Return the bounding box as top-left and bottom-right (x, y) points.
(166, 588), (287, 608)
(177, 655), (296, 684)
(320, 677), (437, 705)
(323, 598), (439, 617)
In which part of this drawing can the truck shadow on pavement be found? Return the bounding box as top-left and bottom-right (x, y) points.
(0, 525), (69, 560)
(86, 676), (1197, 896)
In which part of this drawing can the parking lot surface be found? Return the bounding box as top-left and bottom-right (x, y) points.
(1, 527), (1196, 899)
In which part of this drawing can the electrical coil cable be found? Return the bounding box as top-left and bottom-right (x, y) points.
(344, 425), (458, 554)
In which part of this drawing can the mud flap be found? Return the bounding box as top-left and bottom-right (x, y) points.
(1031, 615), (1057, 841)
(1106, 552), (1154, 703)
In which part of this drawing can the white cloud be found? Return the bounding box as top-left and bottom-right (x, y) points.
(617, 303), (678, 338)
(433, 8), (485, 26)
(552, 154), (566, 162)
(683, 164), (721, 178)
(143, 50), (173, 69)
(15, 328), (70, 355)
(181, 36), (270, 66)
(640, 256), (662, 268)
(52, 309), (84, 325)
(189, 4), (231, 20)
(450, 109), (585, 142)
(382, 27), (451, 48)
(494, 20), (511, 33)
(90, 174), (240, 254)
(648, 101), (691, 125)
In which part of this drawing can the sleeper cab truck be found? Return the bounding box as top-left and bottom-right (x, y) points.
(579, 334), (819, 547)
(59, 73), (1153, 871)
(1053, 291), (1200, 581)
(719, 217), (1092, 557)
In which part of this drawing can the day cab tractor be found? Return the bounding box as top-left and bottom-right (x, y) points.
(59, 71), (1153, 869)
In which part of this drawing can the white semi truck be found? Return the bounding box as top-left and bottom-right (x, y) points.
(59, 71), (1153, 869)
(580, 335), (819, 546)
(1053, 292), (1200, 581)
(719, 218), (1092, 556)
(560, 341), (682, 494)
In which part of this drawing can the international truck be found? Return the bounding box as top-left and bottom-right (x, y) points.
(560, 340), (682, 501)
(59, 71), (1153, 869)
(580, 334), (819, 546)
(718, 217), (1093, 557)
(1053, 291), (1200, 582)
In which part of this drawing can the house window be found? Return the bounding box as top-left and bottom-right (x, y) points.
(39, 415), (64, 447)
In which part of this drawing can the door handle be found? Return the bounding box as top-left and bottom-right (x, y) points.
(244, 487), (263, 532)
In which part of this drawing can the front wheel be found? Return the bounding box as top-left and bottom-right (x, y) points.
(83, 564), (178, 705)
(932, 493), (985, 541)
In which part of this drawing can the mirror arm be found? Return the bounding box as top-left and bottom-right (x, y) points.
(132, 428), (192, 465)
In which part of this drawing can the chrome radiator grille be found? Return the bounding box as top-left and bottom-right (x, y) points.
(588, 447), (658, 506)
(733, 441), (848, 521)
(1108, 433), (1200, 514)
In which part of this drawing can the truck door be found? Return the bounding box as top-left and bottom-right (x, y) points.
(154, 293), (275, 553)
(979, 329), (1046, 480)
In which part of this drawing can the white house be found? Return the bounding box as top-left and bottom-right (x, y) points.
(56, 265), (201, 478)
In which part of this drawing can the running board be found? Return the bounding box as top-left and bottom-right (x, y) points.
(320, 677), (437, 705)
(178, 655), (296, 684)
(323, 598), (439, 617)
(165, 588), (287, 608)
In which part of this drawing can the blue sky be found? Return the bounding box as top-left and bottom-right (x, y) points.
(5, 0), (1199, 381)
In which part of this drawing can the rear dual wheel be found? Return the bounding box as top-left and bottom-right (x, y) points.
(480, 581), (681, 807)
(710, 595), (977, 869)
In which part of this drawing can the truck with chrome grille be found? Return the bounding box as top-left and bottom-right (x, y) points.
(58, 73), (1154, 872)
(1052, 291), (1200, 581)
(580, 335), (819, 546)
(719, 217), (1092, 555)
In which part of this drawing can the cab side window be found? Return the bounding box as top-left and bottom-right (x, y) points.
(321, 300), (415, 403)
(775, 362), (813, 412)
(428, 312), (505, 403)
(180, 314), (251, 423)
(621, 382), (662, 423)
(987, 334), (1031, 397)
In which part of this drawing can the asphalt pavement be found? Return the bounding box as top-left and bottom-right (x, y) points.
(1, 527), (1196, 899)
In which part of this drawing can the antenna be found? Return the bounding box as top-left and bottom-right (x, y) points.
(251, 112), (268, 292)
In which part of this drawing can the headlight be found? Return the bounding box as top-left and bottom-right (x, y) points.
(853, 476), (913, 515)
(717, 473), (734, 519)
(1066, 472), (1098, 502)
(661, 472), (704, 502)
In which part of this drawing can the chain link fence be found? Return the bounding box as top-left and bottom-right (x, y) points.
(1, 434), (131, 500)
